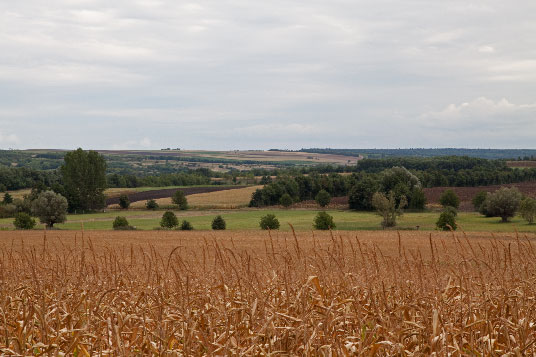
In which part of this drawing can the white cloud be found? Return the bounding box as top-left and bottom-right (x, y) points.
(419, 97), (536, 142)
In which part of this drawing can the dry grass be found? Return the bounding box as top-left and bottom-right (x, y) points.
(128, 185), (262, 209)
(0, 229), (535, 355)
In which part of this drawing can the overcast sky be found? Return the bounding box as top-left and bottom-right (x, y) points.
(1, 0), (535, 150)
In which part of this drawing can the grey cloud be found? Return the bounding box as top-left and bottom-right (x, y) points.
(1, 0), (535, 149)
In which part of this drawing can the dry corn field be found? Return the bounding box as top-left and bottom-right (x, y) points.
(1, 230), (536, 355)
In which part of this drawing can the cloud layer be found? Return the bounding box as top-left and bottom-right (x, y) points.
(1, 0), (535, 149)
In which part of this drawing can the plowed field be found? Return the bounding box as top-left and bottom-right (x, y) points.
(423, 181), (536, 210)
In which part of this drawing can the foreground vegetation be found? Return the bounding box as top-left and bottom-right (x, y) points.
(0, 230), (535, 354)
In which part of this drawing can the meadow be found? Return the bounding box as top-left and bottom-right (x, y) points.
(0, 229), (535, 355)
(2, 209), (536, 233)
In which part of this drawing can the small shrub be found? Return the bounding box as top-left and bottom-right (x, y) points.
(315, 190), (331, 208)
(439, 189), (460, 209)
(160, 211), (179, 229)
(212, 215), (226, 230)
(436, 210), (457, 231)
(172, 190), (188, 210)
(259, 214), (280, 230)
(279, 193), (293, 208)
(180, 220), (194, 230)
(146, 199), (159, 210)
(113, 216), (134, 230)
(313, 211), (336, 230)
(472, 191), (487, 211)
(520, 197), (536, 224)
(119, 194), (130, 209)
(443, 205), (458, 217)
(14, 212), (36, 230)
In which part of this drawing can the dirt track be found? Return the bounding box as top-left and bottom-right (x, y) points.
(105, 186), (246, 205)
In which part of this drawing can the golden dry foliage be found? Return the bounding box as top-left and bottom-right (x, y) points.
(0, 230), (535, 355)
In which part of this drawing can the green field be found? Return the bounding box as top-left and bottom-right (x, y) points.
(2, 209), (536, 233)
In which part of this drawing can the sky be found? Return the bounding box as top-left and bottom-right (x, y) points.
(1, 0), (535, 150)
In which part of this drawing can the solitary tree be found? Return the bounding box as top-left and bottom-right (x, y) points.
(61, 148), (107, 212)
(31, 191), (68, 228)
(259, 214), (280, 230)
(119, 194), (130, 209)
(146, 199), (159, 210)
(436, 209), (457, 231)
(372, 191), (407, 228)
(315, 189), (331, 208)
(212, 215), (226, 230)
(519, 197), (536, 224)
(160, 211), (179, 228)
(439, 189), (460, 209)
(483, 187), (523, 222)
(113, 216), (134, 230)
(172, 190), (188, 210)
(313, 211), (336, 230)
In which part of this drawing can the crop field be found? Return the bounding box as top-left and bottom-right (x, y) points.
(106, 186), (246, 206)
(129, 185), (263, 209)
(0, 229), (535, 355)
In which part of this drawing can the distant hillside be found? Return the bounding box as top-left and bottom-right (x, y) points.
(297, 148), (536, 160)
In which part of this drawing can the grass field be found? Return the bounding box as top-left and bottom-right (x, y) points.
(2, 209), (536, 232)
(0, 229), (535, 354)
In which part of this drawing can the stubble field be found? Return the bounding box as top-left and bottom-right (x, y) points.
(1, 229), (535, 355)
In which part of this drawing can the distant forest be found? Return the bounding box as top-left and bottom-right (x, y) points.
(296, 148), (536, 160)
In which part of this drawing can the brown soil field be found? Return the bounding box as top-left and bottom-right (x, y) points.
(105, 186), (246, 206)
(423, 181), (536, 211)
(507, 161), (536, 168)
(1, 229), (535, 355)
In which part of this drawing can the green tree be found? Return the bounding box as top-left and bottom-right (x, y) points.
(439, 189), (460, 209)
(13, 212), (36, 230)
(160, 211), (179, 228)
(212, 215), (226, 230)
(146, 199), (159, 210)
(61, 148), (107, 212)
(171, 190), (188, 210)
(436, 209), (457, 231)
(259, 214), (280, 230)
(472, 191), (487, 212)
(31, 191), (68, 228)
(408, 187), (427, 210)
(119, 194), (130, 209)
(279, 193), (293, 208)
(2, 192), (13, 205)
(348, 176), (380, 210)
(483, 187), (523, 222)
(180, 220), (194, 230)
(315, 189), (331, 208)
(519, 197), (536, 224)
(313, 211), (336, 230)
(372, 191), (407, 228)
(113, 216), (134, 230)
